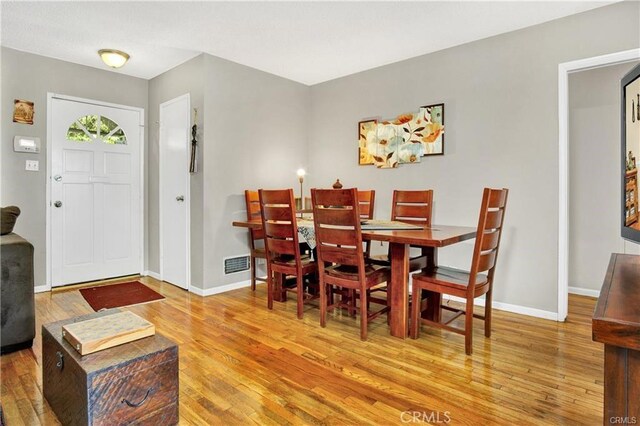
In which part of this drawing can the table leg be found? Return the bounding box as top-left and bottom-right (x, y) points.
(389, 242), (409, 338)
(421, 247), (441, 322)
(273, 273), (287, 302)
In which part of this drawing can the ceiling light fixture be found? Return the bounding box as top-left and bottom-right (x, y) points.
(98, 49), (130, 68)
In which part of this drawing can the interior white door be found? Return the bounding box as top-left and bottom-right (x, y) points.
(50, 97), (142, 286)
(159, 94), (190, 290)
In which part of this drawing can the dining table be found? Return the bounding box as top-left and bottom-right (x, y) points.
(232, 218), (476, 338)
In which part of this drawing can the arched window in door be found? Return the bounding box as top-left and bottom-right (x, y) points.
(66, 115), (127, 145)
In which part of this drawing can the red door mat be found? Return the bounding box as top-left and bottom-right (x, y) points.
(79, 281), (165, 311)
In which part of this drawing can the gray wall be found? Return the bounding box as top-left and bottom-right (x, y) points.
(307, 2), (640, 313)
(148, 55), (205, 288)
(569, 61), (640, 292)
(1, 47), (148, 287)
(146, 53), (309, 290)
(202, 54), (310, 288)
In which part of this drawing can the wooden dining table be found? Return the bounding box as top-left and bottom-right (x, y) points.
(232, 219), (476, 338)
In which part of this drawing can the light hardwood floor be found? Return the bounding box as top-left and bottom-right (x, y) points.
(1, 277), (603, 425)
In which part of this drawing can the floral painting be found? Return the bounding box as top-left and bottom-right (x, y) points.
(358, 103), (444, 168)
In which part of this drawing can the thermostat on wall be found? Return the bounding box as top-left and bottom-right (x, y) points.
(14, 136), (41, 153)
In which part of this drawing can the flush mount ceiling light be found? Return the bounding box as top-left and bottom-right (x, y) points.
(98, 49), (130, 68)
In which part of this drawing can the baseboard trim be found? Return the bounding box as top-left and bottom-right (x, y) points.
(34, 285), (50, 293)
(443, 295), (559, 321)
(568, 286), (600, 298)
(190, 280), (251, 297)
(142, 270), (162, 280)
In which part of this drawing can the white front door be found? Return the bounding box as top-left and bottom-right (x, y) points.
(159, 95), (190, 290)
(50, 96), (142, 287)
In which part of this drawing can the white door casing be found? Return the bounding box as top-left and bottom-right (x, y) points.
(49, 95), (143, 287)
(159, 94), (191, 290)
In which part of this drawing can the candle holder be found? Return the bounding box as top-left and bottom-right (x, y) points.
(297, 169), (306, 217)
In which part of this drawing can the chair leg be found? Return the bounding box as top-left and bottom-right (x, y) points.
(250, 255), (257, 291)
(319, 278), (327, 328)
(485, 287), (493, 338)
(350, 289), (356, 317)
(410, 283), (421, 339)
(267, 272), (273, 310)
(465, 297), (474, 355)
(360, 287), (368, 341)
(296, 275), (304, 319)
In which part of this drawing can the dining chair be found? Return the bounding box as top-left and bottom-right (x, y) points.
(367, 190), (433, 306)
(258, 189), (318, 319)
(370, 190), (433, 268)
(244, 190), (268, 291)
(311, 188), (391, 340)
(410, 187), (509, 355)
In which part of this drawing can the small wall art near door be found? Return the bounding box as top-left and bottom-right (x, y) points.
(358, 103), (444, 168)
(48, 95), (143, 287)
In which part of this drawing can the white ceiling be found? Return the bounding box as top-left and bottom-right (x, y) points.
(1, 1), (614, 85)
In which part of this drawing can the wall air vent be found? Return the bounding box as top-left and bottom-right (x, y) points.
(223, 255), (250, 275)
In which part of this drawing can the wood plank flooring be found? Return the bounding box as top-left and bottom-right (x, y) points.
(1, 278), (603, 425)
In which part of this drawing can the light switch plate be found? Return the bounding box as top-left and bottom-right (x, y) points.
(25, 160), (39, 171)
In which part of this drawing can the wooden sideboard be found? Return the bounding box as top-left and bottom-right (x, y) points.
(592, 253), (640, 425)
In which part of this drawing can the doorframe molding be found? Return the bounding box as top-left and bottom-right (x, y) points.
(45, 93), (145, 290)
(557, 48), (640, 320)
(158, 93), (192, 291)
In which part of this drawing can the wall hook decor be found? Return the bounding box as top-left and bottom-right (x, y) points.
(189, 108), (198, 173)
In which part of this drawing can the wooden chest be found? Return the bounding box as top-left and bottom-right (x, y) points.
(43, 309), (179, 425)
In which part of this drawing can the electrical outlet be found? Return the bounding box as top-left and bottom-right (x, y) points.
(25, 160), (39, 171)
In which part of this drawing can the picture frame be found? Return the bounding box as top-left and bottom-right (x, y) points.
(419, 103), (445, 156)
(358, 119), (377, 165)
(13, 99), (34, 125)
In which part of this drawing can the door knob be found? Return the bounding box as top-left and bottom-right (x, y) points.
(176, 195), (185, 202)
(53, 175), (62, 182)
(54, 201), (62, 208)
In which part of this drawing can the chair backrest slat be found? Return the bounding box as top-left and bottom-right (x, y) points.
(469, 188), (509, 284)
(476, 250), (497, 273)
(318, 245), (360, 265)
(391, 190), (433, 227)
(314, 208), (354, 226)
(484, 210), (504, 230)
(312, 188), (365, 270)
(266, 238), (297, 256)
(262, 205), (293, 222)
(480, 229), (500, 251)
(315, 227), (358, 247)
(264, 222), (294, 239)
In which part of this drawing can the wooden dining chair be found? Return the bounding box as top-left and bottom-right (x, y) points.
(258, 189), (318, 319)
(410, 188), (509, 355)
(244, 190), (268, 291)
(370, 190), (433, 270)
(311, 188), (391, 340)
